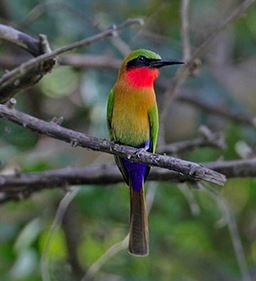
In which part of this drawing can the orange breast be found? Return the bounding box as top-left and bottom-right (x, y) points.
(111, 80), (156, 146)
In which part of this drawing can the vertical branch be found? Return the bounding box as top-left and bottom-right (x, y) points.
(158, 0), (191, 132)
(178, 183), (200, 216)
(40, 188), (80, 281)
(181, 0), (191, 62)
(201, 184), (252, 281)
(160, 0), (256, 123)
(81, 236), (129, 281)
(216, 197), (252, 281)
(62, 204), (84, 278)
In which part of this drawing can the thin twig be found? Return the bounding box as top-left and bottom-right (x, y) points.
(0, 19), (142, 84)
(1, 52), (255, 128)
(181, 0), (191, 62)
(41, 188), (80, 281)
(202, 184), (252, 281)
(0, 18), (143, 102)
(62, 204), (84, 278)
(157, 79), (256, 128)
(178, 183), (200, 216)
(0, 54), (121, 70)
(177, 93), (256, 128)
(0, 104), (226, 185)
(160, 0), (256, 122)
(0, 30), (55, 102)
(1, 50), (255, 128)
(159, 126), (225, 154)
(81, 235), (128, 281)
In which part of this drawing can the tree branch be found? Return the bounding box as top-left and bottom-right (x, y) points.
(1, 157), (256, 204)
(0, 104), (225, 185)
(177, 91), (256, 127)
(59, 54), (121, 69)
(1, 50), (255, 128)
(62, 204), (84, 278)
(1, 49), (253, 128)
(0, 24), (43, 56)
(160, 0), (256, 122)
(158, 79), (256, 128)
(0, 54), (121, 70)
(0, 18), (143, 103)
(180, 0), (191, 62)
(0, 30), (55, 102)
(159, 126), (225, 154)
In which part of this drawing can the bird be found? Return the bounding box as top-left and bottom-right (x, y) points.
(107, 49), (183, 256)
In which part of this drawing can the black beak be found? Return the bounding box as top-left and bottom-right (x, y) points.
(149, 59), (184, 68)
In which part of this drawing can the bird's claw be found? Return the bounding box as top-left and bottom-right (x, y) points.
(135, 148), (147, 158)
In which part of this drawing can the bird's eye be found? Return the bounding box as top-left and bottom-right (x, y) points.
(138, 56), (146, 62)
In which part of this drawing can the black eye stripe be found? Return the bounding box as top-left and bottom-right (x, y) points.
(126, 57), (160, 69)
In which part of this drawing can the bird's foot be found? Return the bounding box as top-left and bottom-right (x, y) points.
(135, 148), (147, 158)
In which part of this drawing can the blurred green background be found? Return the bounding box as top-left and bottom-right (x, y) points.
(1, 0), (256, 280)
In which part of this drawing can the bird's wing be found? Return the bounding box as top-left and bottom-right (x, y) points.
(107, 88), (115, 139)
(107, 88), (129, 184)
(148, 103), (159, 153)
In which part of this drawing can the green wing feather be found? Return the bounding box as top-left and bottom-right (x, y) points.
(107, 89), (114, 139)
(107, 88), (129, 184)
(107, 90), (159, 184)
(148, 103), (159, 153)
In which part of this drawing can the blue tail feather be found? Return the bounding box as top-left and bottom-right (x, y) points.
(122, 140), (150, 192)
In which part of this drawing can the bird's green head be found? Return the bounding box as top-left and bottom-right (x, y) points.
(118, 49), (183, 88)
(124, 49), (161, 66)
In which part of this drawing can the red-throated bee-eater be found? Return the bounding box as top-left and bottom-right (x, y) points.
(107, 49), (183, 256)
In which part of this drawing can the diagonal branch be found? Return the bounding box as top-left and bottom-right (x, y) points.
(0, 25), (56, 102)
(1, 49), (255, 128)
(157, 79), (256, 128)
(0, 104), (226, 185)
(0, 24), (43, 56)
(0, 18), (143, 103)
(159, 126), (225, 154)
(160, 0), (256, 122)
(177, 91), (256, 127)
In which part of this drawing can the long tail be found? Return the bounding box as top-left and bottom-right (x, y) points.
(128, 184), (149, 256)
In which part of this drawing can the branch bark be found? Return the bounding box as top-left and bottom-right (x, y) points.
(1, 51), (255, 128)
(0, 24), (43, 56)
(0, 29), (55, 102)
(1, 158), (256, 204)
(0, 104), (226, 185)
(0, 18), (143, 103)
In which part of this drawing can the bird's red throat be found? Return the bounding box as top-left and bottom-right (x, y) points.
(125, 67), (159, 88)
